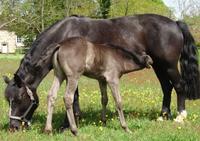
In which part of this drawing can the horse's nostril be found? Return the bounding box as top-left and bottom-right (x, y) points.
(9, 123), (20, 132)
(9, 126), (19, 132)
(14, 126), (19, 131)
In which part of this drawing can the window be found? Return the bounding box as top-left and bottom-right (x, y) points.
(17, 36), (22, 43)
(2, 43), (7, 46)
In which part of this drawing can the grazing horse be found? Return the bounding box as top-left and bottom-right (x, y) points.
(3, 14), (200, 131)
(45, 37), (153, 135)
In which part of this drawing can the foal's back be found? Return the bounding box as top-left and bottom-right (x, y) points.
(57, 37), (143, 79)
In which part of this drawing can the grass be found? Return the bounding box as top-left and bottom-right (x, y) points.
(1, 54), (200, 141)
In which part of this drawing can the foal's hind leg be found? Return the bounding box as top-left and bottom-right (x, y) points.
(63, 76), (79, 135)
(106, 77), (131, 133)
(98, 80), (108, 125)
(60, 88), (81, 132)
(153, 65), (173, 121)
(167, 67), (186, 123)
(45, 74), (64, 133)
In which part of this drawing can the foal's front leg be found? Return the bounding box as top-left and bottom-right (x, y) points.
(107, 78), (131, 133)
(64, 77), (79, 136)
(45, 75), (63, 133)
(98, 80), (108, 125)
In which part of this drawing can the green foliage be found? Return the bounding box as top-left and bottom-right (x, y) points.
(183, 16), (200, 44)
(0, 0), (170, 48)
(110, 0), (171, 17)
(97, 0), (111, 18)
(15, 47), (29, 54)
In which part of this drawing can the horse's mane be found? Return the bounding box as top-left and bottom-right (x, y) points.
(30, 15), (86, 55)
(29, 20), (62, 55)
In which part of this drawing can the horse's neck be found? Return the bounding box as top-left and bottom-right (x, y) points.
(16, 66), (49, 90)
(16, 45), (56, 89)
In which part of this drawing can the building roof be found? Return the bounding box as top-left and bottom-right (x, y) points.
(0, 21), (9, 30)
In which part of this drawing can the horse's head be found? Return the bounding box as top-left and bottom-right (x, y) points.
(3, 74), (38, 132)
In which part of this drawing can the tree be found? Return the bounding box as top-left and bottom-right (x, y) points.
(110, 0), (170, 17)
(97, 0), (111, 18)
(0, 0), (170, 48)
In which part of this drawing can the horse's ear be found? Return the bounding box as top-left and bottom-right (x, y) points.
(3, 75), (10, 84)
(14, 74), (23, 87)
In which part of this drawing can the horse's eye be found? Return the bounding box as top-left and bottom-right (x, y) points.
(12, 98), (21, 105)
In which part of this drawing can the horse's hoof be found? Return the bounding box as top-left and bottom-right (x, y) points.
(59, 126), (69, 133)
(174, 110), (187, 123)
(102, 121), (106, 127)
(157, 116), (164, 121)
(174, 118), (184, 123)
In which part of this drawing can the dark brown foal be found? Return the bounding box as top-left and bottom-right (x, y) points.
(45, 37), (152, 135)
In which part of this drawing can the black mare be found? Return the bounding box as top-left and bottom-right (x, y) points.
(3, 14), (200, 130)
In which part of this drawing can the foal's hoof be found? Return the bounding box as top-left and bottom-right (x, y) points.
(71, 130), (78, 136)
(124, 128), (132, 134)
(44, 128), (53, 135)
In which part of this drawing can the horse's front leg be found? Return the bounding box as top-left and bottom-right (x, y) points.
(107, 77), (131, 133)
(45, 75), (63, 133)
(64, 77), (79, 136)
(98, 80), (108, 125)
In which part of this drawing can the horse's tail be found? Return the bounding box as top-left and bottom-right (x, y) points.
(176, 21), (200, 100)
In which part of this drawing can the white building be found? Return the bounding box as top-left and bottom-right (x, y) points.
(0, 29), (24, 53)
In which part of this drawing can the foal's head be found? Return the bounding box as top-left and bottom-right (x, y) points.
(3, 74), (38, 131)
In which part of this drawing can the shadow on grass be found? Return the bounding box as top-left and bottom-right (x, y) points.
(0, 108), (161, 133)
(32, 108), (161, 133)
(0, 123), (9, 132)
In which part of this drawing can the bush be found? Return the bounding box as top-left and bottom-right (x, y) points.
(15, 47), (29, 54)
(196, 42), (200, 49)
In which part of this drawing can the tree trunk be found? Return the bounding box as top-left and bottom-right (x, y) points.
(41, 0), (44, 31)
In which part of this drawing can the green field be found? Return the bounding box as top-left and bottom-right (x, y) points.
(0, 54), (200, 141)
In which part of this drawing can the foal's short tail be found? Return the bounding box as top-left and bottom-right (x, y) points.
(176, 21), (200, 100)
(52, 44), (61, 70)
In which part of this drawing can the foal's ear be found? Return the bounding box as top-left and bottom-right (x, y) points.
(14, 74), (23, 87)
(3, 75), (10, 84)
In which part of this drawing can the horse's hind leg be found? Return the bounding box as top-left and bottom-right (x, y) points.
(141, 53), (153, 68)
(106, 77), (131, 133)
(64, 76), (79, 135)
(153, 65), (173, 121)
(45, 73), (64, 133)
(167, 67), (186, 122)
(98, 80), (108, 125)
